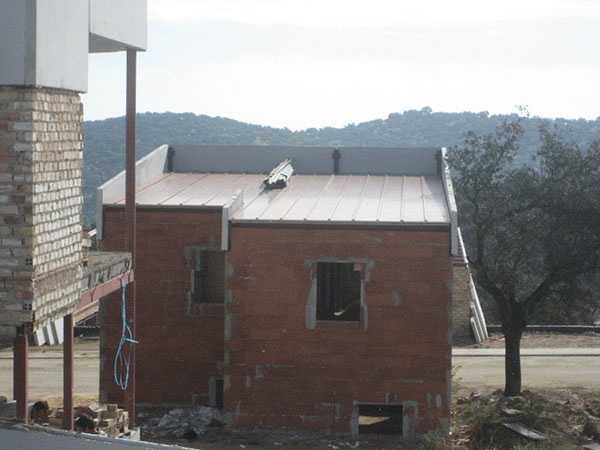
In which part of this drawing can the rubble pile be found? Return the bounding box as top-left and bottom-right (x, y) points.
(140, 406), (224, 439)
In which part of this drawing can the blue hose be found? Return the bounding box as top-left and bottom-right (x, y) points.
(114, 278), (138, 390)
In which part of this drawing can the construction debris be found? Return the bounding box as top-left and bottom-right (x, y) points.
(140, 406), (223, 439)
(503, 422), (548, 440)
(49, 403), (129, 437)
(583, 420), (600, 440)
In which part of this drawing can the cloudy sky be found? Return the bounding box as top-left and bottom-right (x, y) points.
(82, 0), (600, 130)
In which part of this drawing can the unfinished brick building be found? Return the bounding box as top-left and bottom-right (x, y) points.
(98, 145), (461, 435)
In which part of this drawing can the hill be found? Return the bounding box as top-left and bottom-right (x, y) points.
(83, 109), (600, 226)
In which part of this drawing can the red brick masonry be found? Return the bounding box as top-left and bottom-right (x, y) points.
(100, 208), (452, 434)
(224, 224), (452, 433)
(101, 208), (224, 406)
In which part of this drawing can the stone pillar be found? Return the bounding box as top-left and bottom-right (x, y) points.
(0, 86), (83, 335)
(452, 264), (473, 343)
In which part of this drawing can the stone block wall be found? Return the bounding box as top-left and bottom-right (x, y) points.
(225, 224), (453, 434)
(0, 86), (83, 331)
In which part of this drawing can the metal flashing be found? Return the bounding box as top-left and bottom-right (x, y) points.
(440, 148), (458, 255)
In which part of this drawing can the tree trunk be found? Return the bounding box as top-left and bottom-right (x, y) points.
(504, 326), (524, 396)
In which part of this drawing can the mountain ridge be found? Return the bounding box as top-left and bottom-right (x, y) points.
(83, 109), (600, 226)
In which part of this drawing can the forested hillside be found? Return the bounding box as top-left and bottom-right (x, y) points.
(83, 109), (600, 226)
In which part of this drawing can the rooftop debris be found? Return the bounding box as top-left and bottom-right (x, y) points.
(264, 158), (294, 189)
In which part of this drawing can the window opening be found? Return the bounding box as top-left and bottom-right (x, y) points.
(358, 404), (403, 435)
(317, 262), (361, 321)
(215, 379), (224, 409)
(194, 250), (225, 303)
(209, 377), (224, 409)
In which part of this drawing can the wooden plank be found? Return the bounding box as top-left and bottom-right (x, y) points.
(503, 422), (547, 440)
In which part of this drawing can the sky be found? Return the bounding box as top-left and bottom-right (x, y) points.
(82, 0), (600, 131)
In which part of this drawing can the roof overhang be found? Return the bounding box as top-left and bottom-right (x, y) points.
(89, 0), (148, 53)
(0, 0), (147, 92)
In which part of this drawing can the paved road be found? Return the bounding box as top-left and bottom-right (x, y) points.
(1, 346), (600, 400)
(0, 348), (99, 400)
(0, 424), (182, 449)
(453, 348), (600, 394)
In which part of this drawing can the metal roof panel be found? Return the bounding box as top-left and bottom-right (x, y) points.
(353, 175), (386, 222)
(305, 175), (350, 222)
(104, 172), (450, 224)
(134, 173), (204, 205)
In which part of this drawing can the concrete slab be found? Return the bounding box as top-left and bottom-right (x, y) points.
(82, 252), (132, 292)
(0, 423), (192, 449)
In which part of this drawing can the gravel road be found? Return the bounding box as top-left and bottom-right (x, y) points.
(1, 335), (599, 401)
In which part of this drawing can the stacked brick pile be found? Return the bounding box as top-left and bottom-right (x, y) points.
(51, 403), (130, 437)
(0, 86), (83, 332)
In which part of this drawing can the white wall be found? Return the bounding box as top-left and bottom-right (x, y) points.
(0, 0), (29, 85)
(36, 0), (89, 92)
(0, 0), (147, 92)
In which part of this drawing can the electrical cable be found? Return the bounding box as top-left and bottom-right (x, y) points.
(114, 278), (138, 390)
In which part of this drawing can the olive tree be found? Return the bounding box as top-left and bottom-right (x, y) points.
(447, 119), (600, 396)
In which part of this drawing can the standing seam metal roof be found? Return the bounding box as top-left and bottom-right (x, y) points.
(104, 172), (450, 225)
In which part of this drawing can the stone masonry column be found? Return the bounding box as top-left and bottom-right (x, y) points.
(0, 86), (83, 336)
(452, 264), (473, 343)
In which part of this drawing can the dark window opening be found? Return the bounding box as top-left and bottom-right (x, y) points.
(358, 404), (403, 435)
(194, 250), (225, 303)
(317, 262), (361, 321)
(215, 379), (224, 409)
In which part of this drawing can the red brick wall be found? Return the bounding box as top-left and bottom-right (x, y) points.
(100, 208), (225, 406)
(224, 224), (452, 434)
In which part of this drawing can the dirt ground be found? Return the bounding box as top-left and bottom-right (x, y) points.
(136, 332), (600, 449)
(451, 388), (600, 449)
(4, 333), (600, 449)
(142, 427), (422, 450)
(450, 331), (600, 448)
(138, 387), (600, 449)
(462, 331), (600, 349)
